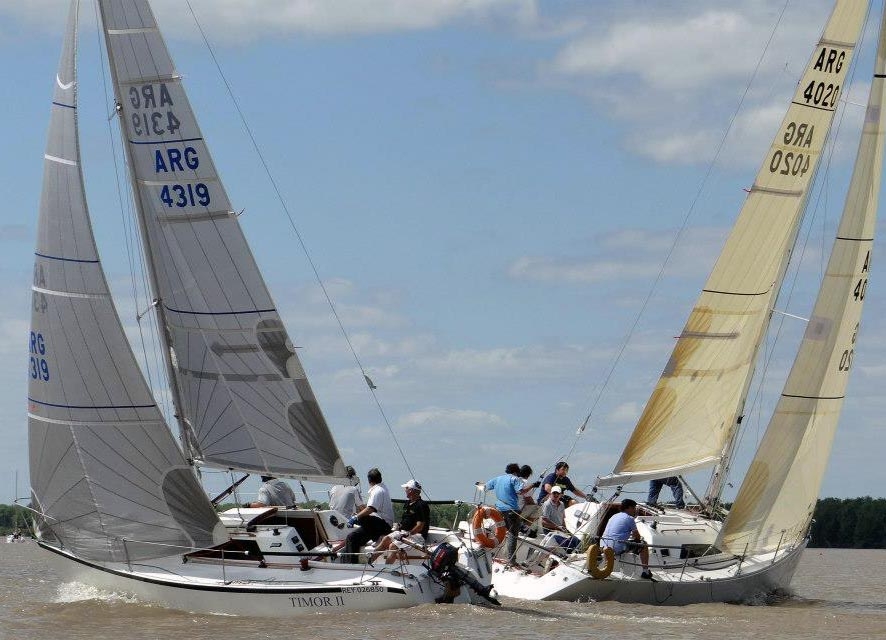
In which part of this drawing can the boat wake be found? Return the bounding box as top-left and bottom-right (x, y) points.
(54, 581), (141, 605)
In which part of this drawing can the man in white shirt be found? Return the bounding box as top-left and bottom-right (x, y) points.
(342, 468), (393, 563)
(329, 466), (363, 516)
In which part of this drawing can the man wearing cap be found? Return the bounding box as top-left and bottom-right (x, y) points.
(540, 485), (580, 555)
(329, 465), (364, 517)
(370, 479), (430, 564)
(600, 498), (653, 579)
(342, 468), (394, 563)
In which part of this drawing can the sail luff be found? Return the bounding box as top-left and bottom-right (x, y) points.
(97, 0), (348, 481)
(718, 5), (886, 557)
(598, 1), (869, 488)
(28, 0), (223, 563)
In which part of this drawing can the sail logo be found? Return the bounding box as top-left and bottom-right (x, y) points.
(28, 331), (50, 382)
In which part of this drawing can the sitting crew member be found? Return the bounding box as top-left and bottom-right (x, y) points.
(600, 498), (653, 579)
(540, 485), (580, 555)
(248, 475), (296, 508)
(341, 467), (394, 563)
(370, 479), (429, 564)
(329, 465), (364, 516)
(647, 476), (685, 509)
(537, 461), (588, 505)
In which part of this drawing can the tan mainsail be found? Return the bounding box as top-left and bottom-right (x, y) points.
(719, 8), (886, 556)
(598, 1), (868, 487)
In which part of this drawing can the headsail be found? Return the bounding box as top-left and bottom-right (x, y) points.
(598, 1), (868, 488)
(718, 8), (886, 556)
(97, 0), (348, 482)
(28, 0), (223, 563)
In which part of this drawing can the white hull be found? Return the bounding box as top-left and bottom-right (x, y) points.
(492, 540), (806, 606)
(38, 541), (473, 616)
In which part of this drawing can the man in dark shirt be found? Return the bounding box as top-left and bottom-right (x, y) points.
(537, 461), (588, 504)
(370, 479), (430, 564)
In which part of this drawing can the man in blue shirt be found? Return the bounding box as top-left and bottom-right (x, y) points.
(486, 463), (533, 563)
(600, 498), (652, 579)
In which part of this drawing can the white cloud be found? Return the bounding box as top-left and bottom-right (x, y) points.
(606, 401), (641, 424)
(508, 227), (728, 285)
(0, 0), (538, 41)
(414, 343), (602, 380)
(397, 406), (506, 429)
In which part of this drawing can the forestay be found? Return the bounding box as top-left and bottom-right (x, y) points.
(719, 8), (886, 556)
(598, 1), (868, 487)
(28, 0), (223, 563)
(98, 0), (347, 482)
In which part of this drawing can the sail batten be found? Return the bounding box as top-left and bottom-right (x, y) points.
(718, 6), (886, 557)
(97, 0), (347, 481)
(599, 1), (869, 488)
(28, 0), (224, 563)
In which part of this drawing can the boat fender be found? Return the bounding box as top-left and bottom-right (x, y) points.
(471, 506), (507, 549)
(586, 543), (614, 579)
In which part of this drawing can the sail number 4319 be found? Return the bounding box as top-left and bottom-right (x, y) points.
(160, 183), (210, 208)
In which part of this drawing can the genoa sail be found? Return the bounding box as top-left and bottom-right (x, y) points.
(97, 0), (348, 482)
(718, 8), (886, 556)
(598, 0), (869, 488)
(28, 0), (223, 563)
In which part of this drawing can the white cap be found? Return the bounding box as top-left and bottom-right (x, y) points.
(550, 485), (563, 493)
(401, 479), (422, 491)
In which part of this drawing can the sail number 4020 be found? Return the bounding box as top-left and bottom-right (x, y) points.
(160, 183), (210, 208)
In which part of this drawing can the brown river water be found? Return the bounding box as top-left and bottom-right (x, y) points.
(0, 544), (884, 640)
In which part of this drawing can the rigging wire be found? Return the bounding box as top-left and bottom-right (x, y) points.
(183, 1), (418, 482)
(558, 0), (795, 467)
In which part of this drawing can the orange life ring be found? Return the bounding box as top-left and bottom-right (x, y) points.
(471, 506), (507, 548)
(586, 543), (615, 579)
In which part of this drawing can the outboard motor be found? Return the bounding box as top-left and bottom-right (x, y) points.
(427, 543), (500, 606)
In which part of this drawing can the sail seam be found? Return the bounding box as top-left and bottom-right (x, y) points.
(790, 100), (837, 112)
(28, 397), (157, 410)
(35, 252), (99, 264)
(29, 413), (165, 428)
(128, 137), (203, 145)
(701, 288), (770, 296)
(780, 393), (845, 400)
(158, 210), (233, 224)
(138, 177), (219, 187)
(164, 305), (276, 316)
(117, 74), (180, 85)
(51, 101), (75, 110)
(106, 27), (158, 35)
(44, 154), (78, 166)
(747, 185), (803, 197)
(835, 235), (874, 241)
(32, 286), (109, 300)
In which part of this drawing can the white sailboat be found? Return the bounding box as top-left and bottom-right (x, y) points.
(491, 0), (885, 604)
(28, 0), (495, 615)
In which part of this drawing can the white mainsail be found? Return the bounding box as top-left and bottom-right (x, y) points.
(598, 1), (868, 488)
(28, 0), (224, 563)
(97, 0), (347, 482)
(718, 9), (886, 557)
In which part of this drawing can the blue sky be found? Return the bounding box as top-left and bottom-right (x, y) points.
(1, 0), (884, 506)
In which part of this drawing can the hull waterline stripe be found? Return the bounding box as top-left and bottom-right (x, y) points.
(36, 542), (408, 595)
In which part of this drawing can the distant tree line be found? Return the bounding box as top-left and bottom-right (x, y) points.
(5, 498), (883, 546)
(809, 497), (886, 548)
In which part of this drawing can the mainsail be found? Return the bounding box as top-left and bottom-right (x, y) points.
(28, 0), (223, 563)
(97, 0), (347, 482)
(598, 1), (868, 488)
(718, 8), (886, 556)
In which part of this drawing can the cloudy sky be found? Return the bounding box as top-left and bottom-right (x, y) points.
(1, 0), (885, 505)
